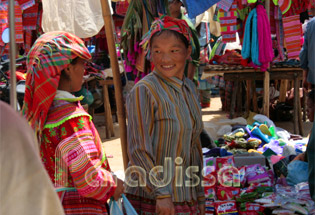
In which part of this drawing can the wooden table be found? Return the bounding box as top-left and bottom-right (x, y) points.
(203, 66), (304, 135)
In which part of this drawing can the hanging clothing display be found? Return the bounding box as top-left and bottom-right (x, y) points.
(218, 0), (239, 43)
(41, 0), (112, 38)
(257, 4), (274, 71)
(282, 15), (302, 59)
(22, 2), (38, 30)
(0, 1), (24, 45)
(242, 8), (260, 66)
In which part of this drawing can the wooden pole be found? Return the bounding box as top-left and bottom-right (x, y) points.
(100, 0), (128, 170)
(263, 71), (270, 117)
(9, 0), (17, 110)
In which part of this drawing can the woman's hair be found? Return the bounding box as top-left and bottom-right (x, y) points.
(60, 57), (79, 80)
(307, 89), (315, 104)
(150, 29), (189, 48)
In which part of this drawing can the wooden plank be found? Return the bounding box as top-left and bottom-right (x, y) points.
(293, 77), (299, 134)
(237, 81), (242, 115)
(100, 0), (128, 169)
(230, 81), (239, 119)
(263, 72), (270, 117)
(246, 80), (251, 114)
(298, 89), (304, 136)
(252, 81), (258, 113)
(279, 80), (288, 102)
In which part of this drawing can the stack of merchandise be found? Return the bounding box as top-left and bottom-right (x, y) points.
(202, 156), (315, 214)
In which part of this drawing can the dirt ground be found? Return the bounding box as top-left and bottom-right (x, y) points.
(94, 96), (313, 172)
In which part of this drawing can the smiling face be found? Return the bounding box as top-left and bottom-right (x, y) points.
(150, 30), (191, 79)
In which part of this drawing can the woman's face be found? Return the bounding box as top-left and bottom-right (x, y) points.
(306, 98), (314, 122)
(150, 31), (191, 79)
(68, 58), (86, 92)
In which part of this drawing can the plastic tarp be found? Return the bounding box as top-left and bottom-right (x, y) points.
(41, 0), (113, 38)
(183, 0), (221, 19)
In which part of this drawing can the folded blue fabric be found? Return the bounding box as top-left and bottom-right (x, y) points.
(286, 160), (308, 186)
(183, 0), (221, 18)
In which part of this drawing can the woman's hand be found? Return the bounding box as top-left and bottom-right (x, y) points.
(112, 177), (125, 201)
(198, 204), (205, 215)
(155, 197), (175, 215)
(293, 153), (305, 162)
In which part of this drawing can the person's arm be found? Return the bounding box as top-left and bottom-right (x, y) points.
(126, 84), (172, 198)
(56, 116), (118, 202)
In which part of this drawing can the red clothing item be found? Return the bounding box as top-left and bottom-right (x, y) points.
(41, 99), (116, 214)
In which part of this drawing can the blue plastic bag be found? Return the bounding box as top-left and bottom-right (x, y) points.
(109, 194), (138, 215)
(286, 160), (308, 186)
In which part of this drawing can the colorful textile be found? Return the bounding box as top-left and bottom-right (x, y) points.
(218, 1), (239, 43)
(0, 1), (24, 45)
(242, 8), (261, 66)
(126, 71), (205, 204)
(126, 193), (200, 215)
(22, 2), (38, 30)
(217, 0), (234, 12)
(219, 16), (237, 42)
(24, 30), (32, 53)
(41, 97), (115, 214)
(275, 6), (286, 61)
(141, 15), (193, 54)
(17, 0), (35, 10)
(279, 0), (292, 14)
(282, 0), (309, 17)
(257, 4), (274, 71)
(282, 15), (302, 59)
(23, 31), (91, 138)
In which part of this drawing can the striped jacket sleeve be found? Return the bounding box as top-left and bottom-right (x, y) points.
(56, 116), (116, 202)
(126, 84), (172, 198)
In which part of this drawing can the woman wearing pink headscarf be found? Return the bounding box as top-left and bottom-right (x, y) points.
(23, 31), (124, 214)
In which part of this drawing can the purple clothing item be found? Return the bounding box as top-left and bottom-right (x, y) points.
(257, 4), (274, 71)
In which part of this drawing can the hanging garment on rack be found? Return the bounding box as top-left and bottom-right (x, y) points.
(218, 0), (239, 42)
(282, 15), (302, 59)
(217, 0), (234, 12)
(183, 0), (221, 18)
(41, 0), (112, 38)
(257, 4), (274, 71)
(242, 8), (261, 66)
(22, 2), (38, 30)
(0, 0), (23, 45)
(17, 0), (35, 10)
(274, 6), (286, 61)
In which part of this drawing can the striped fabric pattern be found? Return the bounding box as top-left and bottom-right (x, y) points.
(217, 0), (234, 12)
(126, 71), (205, 206)
(218, 0), (238, 42)
(126, 193), (200, 215)
(0, 1), (24, 44)
(41, 99), (115, 214)
(23, 31), (91, 138)
(22, 2), (38, 30)
(18, 0), (35, 10)
(282, 15), (302, 59)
